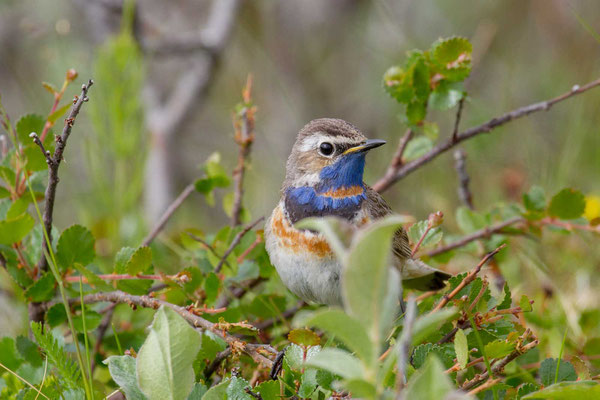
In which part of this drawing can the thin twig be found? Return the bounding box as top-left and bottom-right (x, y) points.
(29, 133), (52, 166)
(186, 232), (232, 271)
(452, 97), (466, 142)
(431, 244), (506, 313)
(426, 218), (524, 258)
(467, 377), (501, 396)
(215, 216), (264, 273)
(453, 149), (474, 209)
(203, 347), (231, 379)
(215, 277), (265, 309)
(373, 78), (600, 193)
(62, 290), (276, 369)
(142, 183), (195, 246)
(376, 129), (413, 191)
(462, 332), (539, 391)
(231, 75), (256, 227)
(37, 79), (93, 274)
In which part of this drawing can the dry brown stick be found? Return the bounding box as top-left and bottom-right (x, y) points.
(373, 77), (600, 193)
(431, 244), (506, 313)
(425, 218), (524, 258)
(451, 97), (466, 142)
(453, 149), (474, 209)
(467, 377), (501, 396)
(231, 76), (256, 227)
(214, 216), (264, 273)
(36, 79), (94, 273)
(142, 183), (195, 246)
(68, 290), (275, 368)
(462, 336), (539, 391)
(376, 129), (413, 190)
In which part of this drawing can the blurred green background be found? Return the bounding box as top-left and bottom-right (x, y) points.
(0, 0), (599, 345)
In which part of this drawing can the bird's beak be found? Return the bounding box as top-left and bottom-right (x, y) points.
(342, 139), (387, 155)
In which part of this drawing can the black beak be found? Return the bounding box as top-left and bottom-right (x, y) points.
(342, 139), (387, 155)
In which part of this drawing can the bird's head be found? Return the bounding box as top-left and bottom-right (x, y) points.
(283, 118), (386, 192)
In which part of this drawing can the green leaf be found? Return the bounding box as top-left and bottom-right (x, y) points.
(403, 136), (433, 162)
(404, 355), (454, 400)
(202, 378), (229, 400)
(187, 383), (208, 400)
(47, 102), (72, 124)
(429, 82), (464, 110)
(24, 272), (56, 302)
(104, 355), (147, 400)
(524, 186), (547, 212)
(204, 153), (231, 188)
(126, 246), (152, 275)
(431, 36), (472, 82)
(0, 186), (9, 199)
(16, 336), (43, 367)
(0, 213), (35, 245)
(226, 376), (252, 399)
(497, 283), (512, 310)
(548, 188), (586, 219)
(517, 383), (540, 399)
(343, 216), (408, 348)
(136, 306), (201, 400)
(73, 264), (113, 291)
(539, 358), (577, 386)
(454, 329), (468, 369)
(383, 66), (414, 104)
(423, 121), (440, 139)
(288, 328), (320, 347)
(412, 307), (459, 345)
(522, 381), (600, 399)
(406, 100), (428, 125)
(299, 308), (374, 366)
(407, 220), (443, 249)
(72, 308), (102, 332)
(15, 114), (45, 144)
(0, 337), (23, 371)
(305, 348), (364, 380)
(519, 294), (533, 312)
(46, 303), (68, 327)
(115, 246), (136, 273)
(455, 206), (486, 234)
(484, 339), (514, 359)
(30, 321), (82, 389)
(194, 177), (214, 195)
(298, 369), (318, 398)
(254, 381), (279, 399)
(7, 197), (29, 219)
(56, 225), (95, 271)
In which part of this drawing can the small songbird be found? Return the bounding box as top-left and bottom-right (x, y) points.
(265, 118), (451, 306)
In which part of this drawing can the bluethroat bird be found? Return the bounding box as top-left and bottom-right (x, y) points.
(265, 118), (451, 306)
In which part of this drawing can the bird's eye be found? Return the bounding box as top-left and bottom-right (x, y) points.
(319, 142), (334, 156)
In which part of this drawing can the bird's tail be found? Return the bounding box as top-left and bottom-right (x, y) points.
(401, 258), (451, 291)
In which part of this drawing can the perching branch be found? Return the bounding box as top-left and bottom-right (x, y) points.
(375, 129), (413, 191)
(36, 79), (94, 274)
(231, 76), (256, 227)
(373, 77), (600, 193)
(425, 217), (524, 258)
(141, 183), (195, 246)
(431, 244), (506, 313)
(65, 290), (276, 369)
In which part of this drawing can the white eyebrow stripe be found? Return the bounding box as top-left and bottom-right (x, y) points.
(298, 133), (357, 152)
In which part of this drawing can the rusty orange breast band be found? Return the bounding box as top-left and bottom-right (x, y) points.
(320, 185), (364, 198)
(271, 206), (333, 258)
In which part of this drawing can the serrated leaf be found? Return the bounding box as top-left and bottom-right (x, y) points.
(454, 329), (468, 369)
(298, 368), (318, 397)
(24, 272), (56, 302)
(517, 383), (540, 399)
(114, 247), (136, 273)
(201, 378), (229, 400)
(408, 220), (443, 249)
(186, 383), (208, 400)
(539, 358), (577, 386)
(16, 336), (43, 367)
(548, 188), (586, 220)
(519, 294), (533, 312)
(522, 380), (600, 399)
(126, 246), (152, 275)
(225, 376), (252, 400)
(484, 339), (514, 359)
(56, 225), (95, 271)
(497, 283), (512, 310)
(137, 306), (201, 400)
(46, 303), (68, 327)
(403, 136), (433, 162)
(431, 36), (472, 82)
(0, 213), (35, 245)
(0, 337), (23, 371)
(254, 380), (279, 400)
(104, 355), (147, 400)
(15, 114), (45, 144)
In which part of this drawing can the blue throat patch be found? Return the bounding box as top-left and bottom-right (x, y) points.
(284, 153), (367, 223)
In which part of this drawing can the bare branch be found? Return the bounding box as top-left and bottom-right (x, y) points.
(425, 217), (524, 258)
(373, 129), (412, 192)
(38, 79), (94, 274)
(453, 149), (474, 209)
(63, 290), (276, 369)
(214, 216), (264, 273)
(373, 78), (600, 193)
(451, 97), (466, 143)
(28, 133), (53, 166)
(231, 75), (256, 227)
(431, 244), (506, 313)
(142, 183), (195, 246)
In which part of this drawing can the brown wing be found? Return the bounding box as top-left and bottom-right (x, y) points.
(364, 186), (412, 260)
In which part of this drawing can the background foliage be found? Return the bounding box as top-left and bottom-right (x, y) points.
(0, 1), (600, 399)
